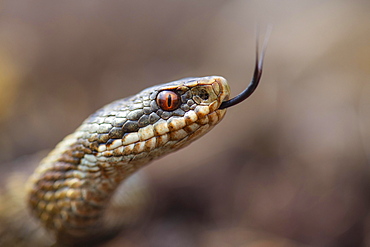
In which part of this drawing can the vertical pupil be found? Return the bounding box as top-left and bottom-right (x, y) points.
(156, 91), (180, 111)
(167, 94), (172, 107)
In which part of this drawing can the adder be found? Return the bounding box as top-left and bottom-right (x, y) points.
(0, 38), (268, 246)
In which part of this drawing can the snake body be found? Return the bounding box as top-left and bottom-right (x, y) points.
(25, 76), (230, 245)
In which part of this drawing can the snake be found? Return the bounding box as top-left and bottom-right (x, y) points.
(0, 40), (267, 246)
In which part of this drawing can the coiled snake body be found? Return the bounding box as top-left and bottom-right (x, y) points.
(0, 42), (266, 246)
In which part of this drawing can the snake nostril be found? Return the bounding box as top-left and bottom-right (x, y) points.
(198, 88), (209, 100)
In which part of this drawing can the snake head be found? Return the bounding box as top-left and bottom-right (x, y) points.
(122, 76), (231, 158)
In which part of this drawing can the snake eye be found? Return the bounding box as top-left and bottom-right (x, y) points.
(156, 91), (181, 111)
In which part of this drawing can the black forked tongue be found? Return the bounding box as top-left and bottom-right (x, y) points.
(219, 29), (271, 109)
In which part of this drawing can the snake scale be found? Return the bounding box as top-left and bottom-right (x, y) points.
(0, 39), (267, 246)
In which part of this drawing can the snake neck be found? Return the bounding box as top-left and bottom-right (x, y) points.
(26, 133), (119, 243)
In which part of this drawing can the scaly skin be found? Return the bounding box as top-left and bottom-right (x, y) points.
(26, 76), (230, 245)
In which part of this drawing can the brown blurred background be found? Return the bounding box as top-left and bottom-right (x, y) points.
(1, 0), (370, 246)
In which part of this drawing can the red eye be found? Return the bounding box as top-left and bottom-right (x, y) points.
(156, 91), (180, 111)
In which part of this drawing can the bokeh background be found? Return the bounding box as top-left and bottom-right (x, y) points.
(1, 0), (370, 246)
